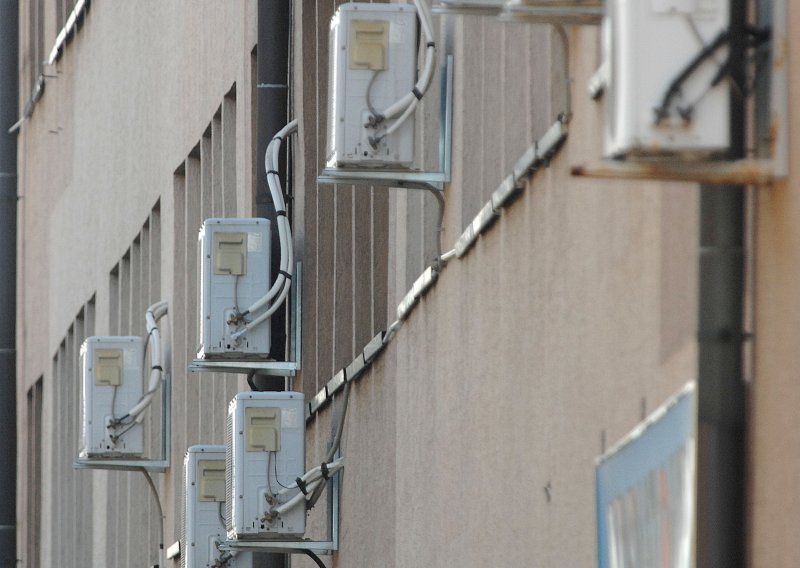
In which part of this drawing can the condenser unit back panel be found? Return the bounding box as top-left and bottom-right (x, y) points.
(198, 218), (271, 359)
(226, 392), (305, 540)
(184, 445), (253, 568)
(327, 3), (418, 168)
(605, 0), (730, 158)
(80, 336), (145, 458)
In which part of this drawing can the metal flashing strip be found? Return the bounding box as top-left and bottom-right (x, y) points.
(305, 331), (386, 420)
(166, 541), (181, 560)
(317, 56), (454, 192)
(74, 373), (172, 473)
(307, 119), (570, 421)
(10, 0), (92, 133)
(455, 119), (568, 258)
(48, 0), (91, 65)
(397, 267), (438, 321)
(190, 263), (302, 376)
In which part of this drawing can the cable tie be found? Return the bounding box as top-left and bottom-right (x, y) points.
(275, 210), (287, 217)
(151, 365), (163, 372)
(296, 477), (309, 496)
(267, 169), (280, 176)
(412, 87), (423, 100)
(278, 269), (293, 280)
(320, 462), (330, 480)
(272, 135), (284, 143)
(426, 41), (435, 48)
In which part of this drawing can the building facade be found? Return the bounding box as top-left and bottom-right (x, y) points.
(9, 0), (797, 567)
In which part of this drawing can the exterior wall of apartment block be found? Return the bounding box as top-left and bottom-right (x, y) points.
(11, 1), (796, 567)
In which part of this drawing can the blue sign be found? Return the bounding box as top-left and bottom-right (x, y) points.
(596, 383), (696, 568)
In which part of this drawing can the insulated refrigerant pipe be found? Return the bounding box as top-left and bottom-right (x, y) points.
(0, 2), (18, 565)
(127, 301), (168, 422)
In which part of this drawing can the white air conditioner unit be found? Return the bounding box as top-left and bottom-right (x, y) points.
(184, 445), (253, 568)
(327, 2), (418, 168)
(198, 218), (271, 359)
(605, 0), (730, 158)
(80, 336), (145, 458)
(226, 392), (305, 540)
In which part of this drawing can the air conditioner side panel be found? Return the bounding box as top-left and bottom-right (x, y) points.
(227, 392), (305, 540)
(606, 0), (730, 158)
(327, 3), (418, 168)
(185, 445), (254, 568)
(80, 336), (145, 458)
(198, 218), (271, 359)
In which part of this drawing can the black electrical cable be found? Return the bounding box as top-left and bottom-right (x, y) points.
(654, 25), (771, 125)
(307, 382), (351, 510)
(365, 69), (385, 125)
(140, 468), (164, 564)
(267, 451), (291, 491)
(654, 28), (730, 124)
(303, 549), (327, 568)
(247, 370), (260, 391)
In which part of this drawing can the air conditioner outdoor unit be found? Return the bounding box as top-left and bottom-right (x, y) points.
(184, 445), (253, 568)
(605, 0), (730, 158)
(80, 336), (145, 458)
(226, 392), (305, 541)
(327, 2), (418, 168)
(198, 218), (271, 359)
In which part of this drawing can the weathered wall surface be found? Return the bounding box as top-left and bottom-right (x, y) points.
(295, 5), (699, 567)
(748, 4), (800, 565)
(16, 2), (702, 567)
(16, 3), (258, 566)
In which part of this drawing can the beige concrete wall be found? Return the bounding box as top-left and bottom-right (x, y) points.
(295, 5), (699, 568)
(748, 3), (800, 566)
(16, 2), (259, 566)
(16, 1), (704, 567)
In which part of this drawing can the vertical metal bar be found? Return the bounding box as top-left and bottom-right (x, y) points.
(162, 373), (171, 463)
(771, 0), (788, 177)
(0, 2), (18, 565)
(442, 56), (454, 183)
(331, 470), (339, 550)
(293, 262), (302, 370)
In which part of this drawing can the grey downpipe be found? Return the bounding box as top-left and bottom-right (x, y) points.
(695, 0), (746, 566)
(0, 0), (18, 566)
(255, 2), (290, 567)
(256, 0), (291, 375)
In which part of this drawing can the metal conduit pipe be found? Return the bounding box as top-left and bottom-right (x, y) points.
(695, 0), (746, 566)
(255, 2), (290, 566)
(256, 0), (291, 383)
(0, 1), (18, 565)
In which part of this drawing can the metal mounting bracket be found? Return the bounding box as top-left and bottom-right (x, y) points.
(433, 1), (603, 25)
(570, 158), (782, 186)
(74, 373), (172, 473)
(219, 470), (340, 556)
(317, 55), (453, 193)
(188, 262), (303, 377)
